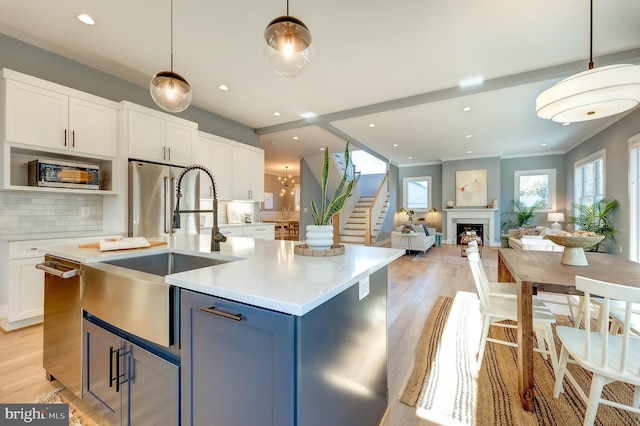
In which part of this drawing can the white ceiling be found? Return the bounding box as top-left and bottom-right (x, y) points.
(2, 0), (639, 177)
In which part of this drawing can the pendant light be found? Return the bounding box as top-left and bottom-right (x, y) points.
(150, 0), (192, 113)
(264, 0), (313, 78)
(536, 0), (640, 123)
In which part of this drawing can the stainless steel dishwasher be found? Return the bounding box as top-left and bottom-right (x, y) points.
(37, 255), (82, 396)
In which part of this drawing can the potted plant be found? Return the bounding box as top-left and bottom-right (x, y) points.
(307, 142), (355, 249)
(568, 199), (618, 252)
(501, 199), (544, 231)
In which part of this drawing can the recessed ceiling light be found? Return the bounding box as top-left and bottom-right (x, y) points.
(292, 136), (299, 140)
(466, 150), (472, 154)
(562, 122), (571, 126)
(466, 134), (472, 138)
(462, 106), (472, 112)
(392, 144), (398, 147)
(76, 13), (95, 25)
(273, 111), (281, 116)
(218, 84), (229, 91)
(368, 123), (375, 128)
(408, 156), (413, 159)
(459, 76), (484, 88)
(320, 147), (325, 151)
(300, 112), (317, 119)
(541, 143), (548, 147)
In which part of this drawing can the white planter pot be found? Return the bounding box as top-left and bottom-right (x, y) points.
(305, 225), (334, 250)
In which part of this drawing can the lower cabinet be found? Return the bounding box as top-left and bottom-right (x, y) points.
(82, 318), (179, 425)
(181, 289), (295, 426)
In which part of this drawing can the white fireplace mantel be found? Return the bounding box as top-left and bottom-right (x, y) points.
(444, 208), (499, 247)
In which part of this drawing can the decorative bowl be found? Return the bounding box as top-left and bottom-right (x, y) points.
(544, 235), (604, 266)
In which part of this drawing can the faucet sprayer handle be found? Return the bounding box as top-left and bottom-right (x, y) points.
(172, 195), (182, 229)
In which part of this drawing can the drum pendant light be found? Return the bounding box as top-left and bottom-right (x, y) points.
(150, 0), (192, 113)
(264, 0), (313, 77)
(536, 0), (640, 123)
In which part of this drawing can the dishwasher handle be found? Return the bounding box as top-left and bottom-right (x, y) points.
(36, 261), (79, 279)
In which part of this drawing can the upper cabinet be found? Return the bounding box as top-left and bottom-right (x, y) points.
(3, 72), (117, 158)
(122, 101), (195, 167)
(196, 131), (264, 202)
(1, 69), (119, 193)
(232, 144), (264, 202)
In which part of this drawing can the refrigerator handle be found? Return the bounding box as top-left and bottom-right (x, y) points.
(164, 176), (170, 234)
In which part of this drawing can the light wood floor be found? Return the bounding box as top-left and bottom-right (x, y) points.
(0, 245), (491, 426)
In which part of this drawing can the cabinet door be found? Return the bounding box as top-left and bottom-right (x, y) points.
(165, 121), (194, 166)
(193, 135), (212, 198)
(124, 342), (179, 426)
(209, 138), (233, 200)
(83, 319), (122, 425)
(232, 145), (264, 201)
(4, 80), (68, 150)
(8, 257), (45, 321)
(127, 110), (166, 163)
(181, 289), (295, 426)
(68, 97), (117, 157)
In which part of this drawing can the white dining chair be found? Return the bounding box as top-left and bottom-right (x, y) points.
(553, 276), (640, 426)
(467, 252), (559, 376)
(466, 242), (518, 298)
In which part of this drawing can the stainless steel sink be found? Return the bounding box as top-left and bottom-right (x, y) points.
(81, 252), (233, 348)
(103, 252), (230, 276)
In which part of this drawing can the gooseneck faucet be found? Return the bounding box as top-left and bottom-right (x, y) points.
(172, 164), (227, 252)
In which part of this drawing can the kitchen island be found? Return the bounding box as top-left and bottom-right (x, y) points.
(42, 234), (404, 426)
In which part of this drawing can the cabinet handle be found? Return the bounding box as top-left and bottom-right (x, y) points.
(64, 129), (67, 147)
(200, 306), (243, 321)
(71, 130), (75, 148)
(163, 146), (166, 160)
(167, 147), (171, 161)
(109, 346), (117, 391)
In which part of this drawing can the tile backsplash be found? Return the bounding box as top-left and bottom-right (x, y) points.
(0, 191), (103, 235)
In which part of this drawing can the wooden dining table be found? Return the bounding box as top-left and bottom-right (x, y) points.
(263, 219), (299, 239)
(497, 248), (640, 412)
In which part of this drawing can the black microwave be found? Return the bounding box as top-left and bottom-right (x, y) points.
(28, 159), (100, 190)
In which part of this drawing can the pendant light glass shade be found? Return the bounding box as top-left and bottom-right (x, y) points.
(264, 15), (313, 77)
(150, 71), (192, 113)
(536, 64), (640, 122)
(150, 0), (192, 113)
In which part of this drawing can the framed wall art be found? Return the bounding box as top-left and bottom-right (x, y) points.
(455, 169), (487, 207)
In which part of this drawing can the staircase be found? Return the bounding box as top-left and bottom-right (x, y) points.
(339, 195), (390, 245)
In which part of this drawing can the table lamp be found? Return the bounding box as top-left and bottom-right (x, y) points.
(547, 212), (565, 230)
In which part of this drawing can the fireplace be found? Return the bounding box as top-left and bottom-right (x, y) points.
(456, 223), (484, 245)
(444, 208), (498, 246)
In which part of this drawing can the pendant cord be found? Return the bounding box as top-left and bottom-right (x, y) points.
(588, 0), (594, 70)
(170, 0), (174, 72)
(286, 0), (289, 16)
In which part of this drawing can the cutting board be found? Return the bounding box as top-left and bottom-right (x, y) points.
(79, 241), (168, 250)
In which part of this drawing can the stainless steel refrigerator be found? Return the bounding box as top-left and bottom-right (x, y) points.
(128, 160), (199, 238)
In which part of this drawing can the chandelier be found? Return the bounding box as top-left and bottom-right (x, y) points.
(278, 166), (295, 196)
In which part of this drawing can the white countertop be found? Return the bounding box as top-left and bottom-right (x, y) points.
(42, 234), (404, 316)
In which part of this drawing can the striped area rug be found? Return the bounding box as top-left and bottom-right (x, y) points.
(400, 293), (640, 425)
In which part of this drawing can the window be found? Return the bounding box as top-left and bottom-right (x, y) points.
(514, 169), (556, 212)
(403, 176), (432, 211)
(574, 149), (605, 207)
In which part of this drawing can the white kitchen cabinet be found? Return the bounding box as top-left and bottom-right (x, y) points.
(232, 144), (264, 201)
(243, 224), (275, 240)
(3, 73), (117, 158)
(0, 234), (121, 331)
(194, 132), (232, 199)
(123, 102), (196, 166)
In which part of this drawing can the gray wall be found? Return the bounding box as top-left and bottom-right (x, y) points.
(262, 173), (299, 212)
(565, 108), (640, 258)
(0, 33), (258, 146)
(500, 154), (567, 232)
(397, 163), (443, 229)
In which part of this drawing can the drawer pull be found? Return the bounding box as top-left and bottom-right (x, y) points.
(200, 306), (242, 321)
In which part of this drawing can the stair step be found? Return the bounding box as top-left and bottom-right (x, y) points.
(340, 236), (365, 244)
(342, 229), (365, 237)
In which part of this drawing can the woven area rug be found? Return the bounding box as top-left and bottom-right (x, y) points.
(31, 387), (83, 426)
(400, 293), (640, 425)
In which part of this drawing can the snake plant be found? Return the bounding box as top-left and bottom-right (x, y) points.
(310, 142), (355, 225)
